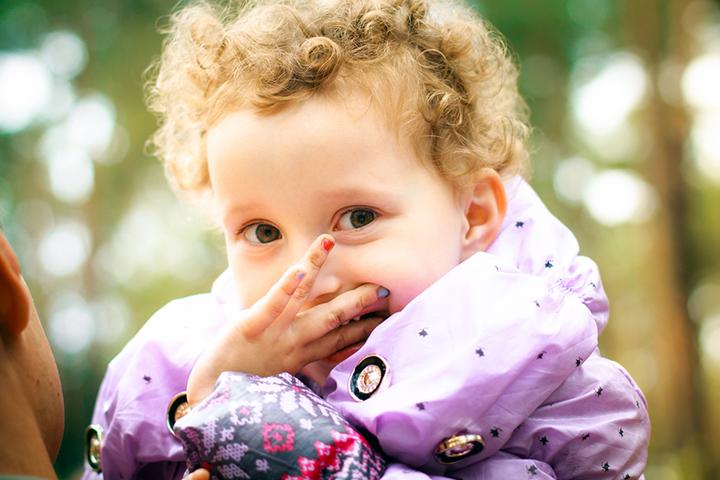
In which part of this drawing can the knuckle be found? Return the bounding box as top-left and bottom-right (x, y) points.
(334, 330), (347, 352)
(354, 293), (371, 312)
(294, 283), (311, 300)
(267, 300), (285, 319)
(280, 278), (296, 297)
(307, 250), (325, 270)
(326, 309), (343, 330)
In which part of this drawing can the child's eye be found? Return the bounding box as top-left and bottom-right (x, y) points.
(242, 223), (282, 244)
(336, 208), (377, 230)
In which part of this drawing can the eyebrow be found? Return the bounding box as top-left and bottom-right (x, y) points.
(221, 184), (399, 226)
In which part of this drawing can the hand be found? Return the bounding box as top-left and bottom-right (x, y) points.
(187, 234), (390, 405)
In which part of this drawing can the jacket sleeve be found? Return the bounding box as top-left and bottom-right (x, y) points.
(500, 352), (650, 479)
(325, 252), (600, 475)
(82, 295), (220, 479)
(382, 454), (557, 479)
(382, 380), (649, 480)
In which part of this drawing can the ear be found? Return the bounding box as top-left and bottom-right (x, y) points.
(0, 233), (31, 338)
(459, 169), (507, 261)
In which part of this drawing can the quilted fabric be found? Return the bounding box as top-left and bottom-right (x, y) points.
(174, 372), (386, 479)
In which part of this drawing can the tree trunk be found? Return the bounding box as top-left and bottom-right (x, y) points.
(622, 0), (710, 477)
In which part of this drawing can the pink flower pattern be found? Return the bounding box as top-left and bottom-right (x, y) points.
(175, 372), (386, 479)
(263, 423), (295, 453)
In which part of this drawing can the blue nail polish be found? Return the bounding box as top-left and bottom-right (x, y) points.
(296, 271), (306, 280)
(377, 287), (390, 298)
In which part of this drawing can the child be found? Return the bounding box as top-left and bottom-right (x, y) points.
(83, 0), (650, 478)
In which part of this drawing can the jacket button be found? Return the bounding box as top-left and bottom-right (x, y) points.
(434, 433), (485, 464)
(84, 424), (104, 473)
(349, 355), (389, 401)
(166, 391), (191, 436)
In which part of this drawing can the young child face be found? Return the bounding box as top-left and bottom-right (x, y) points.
(207, 92), (476, 369)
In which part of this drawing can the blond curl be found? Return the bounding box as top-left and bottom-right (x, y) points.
(146, 0), (530, 199)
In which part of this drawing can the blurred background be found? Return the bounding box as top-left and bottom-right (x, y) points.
(0, 0), (718, 478)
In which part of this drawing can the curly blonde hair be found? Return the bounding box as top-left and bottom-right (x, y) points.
(147, 0), (529, 199)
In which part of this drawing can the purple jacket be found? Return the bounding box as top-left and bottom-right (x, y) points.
(83, 178), (649, 479)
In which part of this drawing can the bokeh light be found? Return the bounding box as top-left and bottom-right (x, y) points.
(39, 30), (87, 80)
(45, 147), (95, 203)
(571, 52), (647, 136)
(65, 94), (116, 159)
(553, 156), (595, 205)
(700, 314), (720, 365)
(37, 220), (92, 277)
(48, 291), (96, 356)
(582, 169), (657, 226)
(682, 53), (720, 111)
(0, 53), (53, 133)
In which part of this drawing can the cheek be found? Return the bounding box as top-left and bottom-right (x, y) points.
(233, 270), (277, 307)
(385, 272), (441, 314)
(365, 248), (457, 314)
(229, 254), (286, 307)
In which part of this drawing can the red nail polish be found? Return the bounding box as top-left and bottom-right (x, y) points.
(322, 238), (334, 252)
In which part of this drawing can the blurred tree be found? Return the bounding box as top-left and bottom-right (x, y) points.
(622, 0), (719, 477)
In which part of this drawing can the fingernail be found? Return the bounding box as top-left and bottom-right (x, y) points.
(322, 238), (334, 252)
(377, 286), (390, 298)
(296, 271), (306, 280)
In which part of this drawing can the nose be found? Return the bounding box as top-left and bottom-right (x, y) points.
(294, 238), (343, 309)
(307, 252), (343, 307)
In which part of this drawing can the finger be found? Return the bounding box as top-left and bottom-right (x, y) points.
(275, 234), (336, 329)
(243, 265), (307, 337)
(305, 316), (385, 363)
(296, 283), (390, 342)
(247, 234), (334, 336)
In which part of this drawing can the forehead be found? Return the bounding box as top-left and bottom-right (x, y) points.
(205, 92), (449, 217)
(208, 89), (419, 173)
(208, 94), (405, 176)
